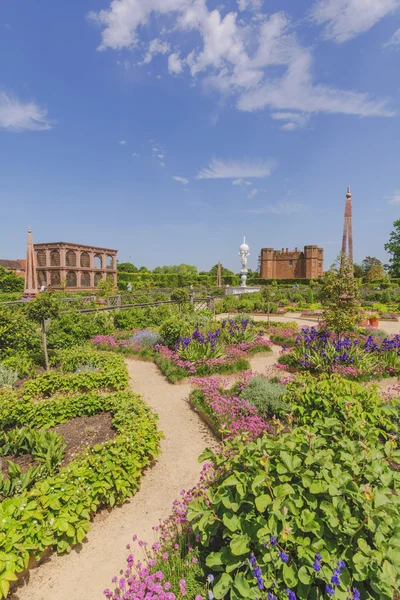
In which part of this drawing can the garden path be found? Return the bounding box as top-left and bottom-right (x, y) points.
(15, 347), (282, 600)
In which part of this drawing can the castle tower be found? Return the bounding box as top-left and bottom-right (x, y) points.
(341, 185), (353, 265)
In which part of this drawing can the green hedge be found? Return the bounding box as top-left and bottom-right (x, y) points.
(22, 349), (128, 398)
(0, 390), (161, 597)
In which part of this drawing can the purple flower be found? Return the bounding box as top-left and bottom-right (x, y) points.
(331, 569), (341, 586)
(337, 560), (346, 570)
(351, 588), (360, 600)
(270, 536), (277, 546)
(268, 594), (277, 600)
(326, 585), (335, 596)
(286, 589), (296, 600)
(312, 560), (321, 572)
(279, 550), (289, 563)
(249, 553), (257, 566)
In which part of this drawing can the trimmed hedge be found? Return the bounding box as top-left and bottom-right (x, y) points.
(0, 390), (161, 597)
(22, 349), (128, 398)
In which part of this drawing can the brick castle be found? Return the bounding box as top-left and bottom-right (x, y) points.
(260, 245), (324, 279)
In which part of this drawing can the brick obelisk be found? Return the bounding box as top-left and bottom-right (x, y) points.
(217, 261), (222, 288)
(341, 185), (353, 265)
(24, 226), (38, 296)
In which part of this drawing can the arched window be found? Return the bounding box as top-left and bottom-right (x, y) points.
(50, 250), (60, 266)
(51, 271), (61, 286)
(80, 272), (91, 287)
(106, 255), (114, 270)
(38, 271), (47, 286)
(66, 250), (77, 267)
(94, 254), (102, 269)
(94, 272), (103, 286)
(80, 252), (90, 268)
(106, 272), (114, 281)
(66, 271), (77, 287)
(36, 250), (46, 267)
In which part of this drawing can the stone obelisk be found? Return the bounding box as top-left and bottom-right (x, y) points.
(217, 261), (222, 288)
(24, 227), (38, 296)
(341, 185), (353, 265)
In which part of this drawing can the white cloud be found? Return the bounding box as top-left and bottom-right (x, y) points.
(132, 152), (140, 157)
(383, 27), (400, 47)
(237, 0), (262, 10)
(248, 188), (258, 199)
(168, 52), (184, 73)
(173, 175), (189, 184)
(119, 139), (127, 145)
(196, 158), (276, 179)
(141, 38), (170, 65)
(271, 111), (308, 130)
(388, 189), (400, 204)
(311, 0), (400, 43)
(233, 178), (253, 185)
(0, 91), (52, 132)
(242, 201), (305, 215)
(90, 1), (394, 122)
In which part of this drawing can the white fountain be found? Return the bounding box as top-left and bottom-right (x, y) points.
(224, 236), (261, 296)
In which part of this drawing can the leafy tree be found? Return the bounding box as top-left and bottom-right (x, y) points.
(362, 256), (384, 280)
(97, 278), (116, 297)
(25, 292), (60, 370)
(208, 264), (235, 278)
(153, 264), (198, 275)
(366, 263), (386, 283)
(319, 254), (361, 333)
(0, 267), (24, 293)
(353, 263), (364, 279)
(117, 262), (138, 273)
(385, 219), (400, 277)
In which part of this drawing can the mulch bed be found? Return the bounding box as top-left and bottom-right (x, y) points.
(1, 413), (116, 475)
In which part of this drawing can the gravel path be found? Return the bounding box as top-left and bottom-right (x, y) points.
(12, 359), (218, 600)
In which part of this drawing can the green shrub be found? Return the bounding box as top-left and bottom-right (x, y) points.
(113, 305), (176, 330)
(159, 317), (191, 348)
(0, 364), (18, 389)
(0, 267), (24, 293)
(0, 352), (36, 378)
(21, 349), (128, 398)
(0, 390), (161, 597)
(171, 288), (189, 305)
(239, 376), (290, 418)
(47, 312), (114, 349)
(190, 420), (400, 600)
(0, 308), (40, 359)
(285, 373), (398, 439)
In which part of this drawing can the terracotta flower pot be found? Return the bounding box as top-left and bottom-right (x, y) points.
(369, 318), (379, 327)
(361, 319), (369, 327)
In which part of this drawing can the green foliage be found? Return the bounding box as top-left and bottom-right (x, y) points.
(0, 352), (36, 378)
(0, 308), (40, 359)
(190, 421), (400, 600)
(159, 317), (190, 348)
(0, 390), (161, 596)
(385, 219), (400, 278)
(0, 267), (24, 293)
(97, 278), (116, 297)
(22, 349), (128, 398)
(117, 262), (138, 272)
(284, 374), (398, 439)
(113, 305), (176, 330)
(239, 376), (290, 418)
(171, 288), (189, 305)
(319, 255), (361, 333)
(0, 364), (18, 389)
(154, 353), (250, 383)
(25, 292), (60, 323)
(47, 312), (114, 349)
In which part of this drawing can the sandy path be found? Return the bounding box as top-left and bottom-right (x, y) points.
(12, 360), (217, 600)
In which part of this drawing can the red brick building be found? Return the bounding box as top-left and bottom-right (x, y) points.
(260, 245), (324, 280)
(34, 242), (118, 290)
(0, 259), (26, 277)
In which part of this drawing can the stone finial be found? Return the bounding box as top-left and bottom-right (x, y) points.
(24, 226), (38, 296)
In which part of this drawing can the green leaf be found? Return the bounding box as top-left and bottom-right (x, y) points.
(213, 573), (233, 599)
(206, 552), (223, 568)
(233, 572), (252, 597)
(274, 483), (295, 498)
(283, 563), (298, 588)
(230, 535), (250, 556)
(223, 513), (241, 532)
(298, 565), (313, 585)
(255, 494), (271, 512)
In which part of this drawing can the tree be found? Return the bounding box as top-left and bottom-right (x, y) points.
(25, 292), (60, 370)
(0, 266), (24, 293)
(117, 262), (138, 273)
(153, 264), (198, 275)
(97, 278), (116, 297)
(353, 263), (364, 279)
(385, 220), (400, 277)
(365, 263), (385, 283)
(208, 264), (235, 278)
(362, 256), (384, 279)
(319, 254), (361, 333)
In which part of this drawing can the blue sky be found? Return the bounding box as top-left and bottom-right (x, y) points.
(1, 0), (400, 273)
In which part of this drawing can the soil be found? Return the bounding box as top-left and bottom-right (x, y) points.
(1, 413), (116, 477)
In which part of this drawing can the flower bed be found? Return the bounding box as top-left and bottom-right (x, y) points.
(91, 330), (160, 359)
(0, 389), (161, 597)
(278, 327), (400, 380)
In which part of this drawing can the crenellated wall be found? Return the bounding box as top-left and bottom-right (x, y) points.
(260, 245), (324, 279)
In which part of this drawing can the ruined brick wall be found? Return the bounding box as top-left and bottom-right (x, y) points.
(260, 246), (324, 279)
